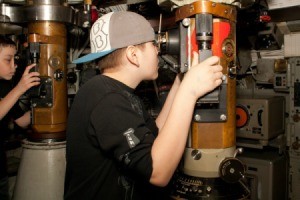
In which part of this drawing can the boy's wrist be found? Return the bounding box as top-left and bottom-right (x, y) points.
(12, 84), (26, 97)
(178, 79), (199, 103)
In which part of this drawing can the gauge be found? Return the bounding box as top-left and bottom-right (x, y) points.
(222, 39), (235, 60)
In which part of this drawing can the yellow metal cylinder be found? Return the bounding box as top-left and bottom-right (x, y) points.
(28, 21), (67, 140)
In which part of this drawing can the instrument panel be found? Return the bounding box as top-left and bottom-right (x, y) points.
(236, 96), (285, 140)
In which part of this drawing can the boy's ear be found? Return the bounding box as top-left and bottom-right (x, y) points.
(126, 45), (139, 67)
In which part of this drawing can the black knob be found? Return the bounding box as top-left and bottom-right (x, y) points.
(219, 158), (245, 183)
(54, 69), (64, 81)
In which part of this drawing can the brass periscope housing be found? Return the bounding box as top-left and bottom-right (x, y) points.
(28, 22), (68, 140)
(174, 0), (237, 151)
(166, 1), (249, 199)
(25, 0), (72, 141)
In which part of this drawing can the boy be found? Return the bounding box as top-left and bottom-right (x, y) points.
(0, 36), (40, 199)
(64, 11), (223, 199)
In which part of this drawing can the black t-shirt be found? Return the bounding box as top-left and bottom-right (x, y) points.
(0, 80), (25, 179)
(64, 75), (170, 200)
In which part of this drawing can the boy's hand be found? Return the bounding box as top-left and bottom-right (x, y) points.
(15, 64), (40, 94)
(184, 52), (223, 100)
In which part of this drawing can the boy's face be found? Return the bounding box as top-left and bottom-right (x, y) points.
(139, 41), (159, 80)
(0, 46), (17, 80)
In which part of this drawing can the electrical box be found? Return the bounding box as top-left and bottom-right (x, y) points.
(236, 96), (285, 141)
(237, 149), (288, 200)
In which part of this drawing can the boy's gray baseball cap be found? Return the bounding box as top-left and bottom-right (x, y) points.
(73, 11), (155, 64)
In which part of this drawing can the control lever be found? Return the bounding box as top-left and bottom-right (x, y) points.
(29, 42), (39, 73)
(27, 42), (41, 97)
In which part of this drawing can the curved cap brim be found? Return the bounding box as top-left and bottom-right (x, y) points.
(72, 49), (115, 64)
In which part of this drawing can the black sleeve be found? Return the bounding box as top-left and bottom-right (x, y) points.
(0, 81), (25, 121)
(10, 102), (25, 120)
(89, 92), (157, 181)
